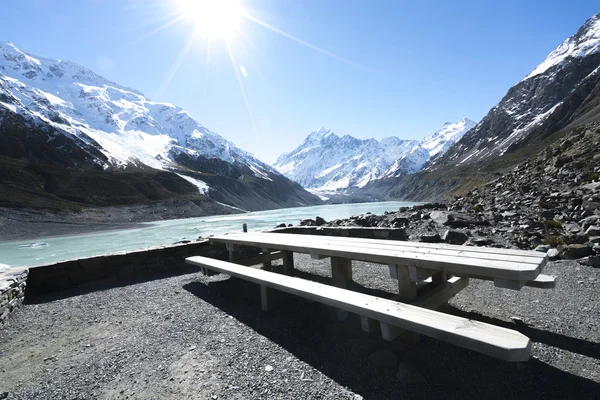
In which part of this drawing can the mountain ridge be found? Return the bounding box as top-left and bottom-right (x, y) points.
(273, 118), (475, 192)
(0, 42), (322, 214)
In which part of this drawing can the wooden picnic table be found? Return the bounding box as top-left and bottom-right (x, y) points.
(186, 231), (553, 362)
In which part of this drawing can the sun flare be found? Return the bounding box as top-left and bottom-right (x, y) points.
(175, 0), (243, 40)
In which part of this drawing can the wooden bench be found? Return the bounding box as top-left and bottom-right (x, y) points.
(185, 256), (532, 362)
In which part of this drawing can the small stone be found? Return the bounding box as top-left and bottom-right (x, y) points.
(189, 345), (197, 351)
(0, 392), (7, 400)
(535, 244), (551, 253)
(547, 249), (559, 260)
(265, 365), (273, 372)
(368, 349), (398, 368)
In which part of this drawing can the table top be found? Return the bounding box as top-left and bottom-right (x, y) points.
(209, 232), (548, 281)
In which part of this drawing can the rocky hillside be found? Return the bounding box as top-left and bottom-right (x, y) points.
(431, 12), (600, 169)
(0, 42), (321, 215)
(273, 119), (475, 193)
(311, 122), (600, 265)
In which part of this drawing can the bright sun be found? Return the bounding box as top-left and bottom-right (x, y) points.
(175, 0), (243, 40)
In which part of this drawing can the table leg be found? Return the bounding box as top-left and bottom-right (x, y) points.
(282, 251), (295, 276)
(331, 257), (351, 289)
(262, 248), (272, 270)
(226, 243), (238, 262)
(432, 271), (449, 312)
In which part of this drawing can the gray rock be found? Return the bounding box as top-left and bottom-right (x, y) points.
(396, 362), (426, 385)
(560, 244), (592, 260)
(300, 219), (316, 227)
(442, 229), (469, 245)
(585, 225), (600, 236)
(368, 349), (398, 368)
(578, 256), (600, 267)
(535, 244), (551, 252)
(419, 233), (443, 243)
(315, 216), (327, 226)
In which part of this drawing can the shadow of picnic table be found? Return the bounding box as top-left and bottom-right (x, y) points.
(183, 267), (600, 400)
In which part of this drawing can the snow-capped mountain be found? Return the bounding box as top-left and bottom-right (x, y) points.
(0, 42), (321, 212)
(273, 118), (475, 192)
(433, 12), (600, 168)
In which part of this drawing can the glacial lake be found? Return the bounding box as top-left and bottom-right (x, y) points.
(0, 201), (417, 268)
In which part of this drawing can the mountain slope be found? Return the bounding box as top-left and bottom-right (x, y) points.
(431, 13), (600, 169)
(0, 42), (321, 213)
(273, 119), (475, 192)
(358, 12), (600, 202)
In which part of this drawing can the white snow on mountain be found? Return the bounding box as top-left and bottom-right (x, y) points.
(523, 13), (600, 81)
(273, 118), (475, 191)
(0, 42), (277, 183)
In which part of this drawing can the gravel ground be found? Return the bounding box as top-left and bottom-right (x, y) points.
(1, 255), (599, 399)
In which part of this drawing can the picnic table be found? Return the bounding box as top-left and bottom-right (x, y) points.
(186, 231), (553, 362)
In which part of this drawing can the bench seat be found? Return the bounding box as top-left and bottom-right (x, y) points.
(185, 256), (531, 362)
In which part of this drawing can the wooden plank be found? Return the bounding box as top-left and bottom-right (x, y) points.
(457, 273), (555, 289)
(523, 274), (555, 289)
(413, 277), (469, 310)
(224, 232), (547, 262)
(282, 251), (295, 276)
(494, 278), (527, 290)
(236, 251), (284, 267)
(209, 234), (545, 281)
(185, 256), (531, 362)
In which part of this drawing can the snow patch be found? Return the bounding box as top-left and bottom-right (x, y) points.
(176, 173), (209, 194)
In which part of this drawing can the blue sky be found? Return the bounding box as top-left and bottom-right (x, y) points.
(1, 1), (598, 163)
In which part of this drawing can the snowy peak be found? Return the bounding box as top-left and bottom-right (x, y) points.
(420, 118), (476, 158)
(524, 12), (600, 80)
(433, 12), (600, 169)
(273, 119), (474, 191)
(0, 42), (279, 180)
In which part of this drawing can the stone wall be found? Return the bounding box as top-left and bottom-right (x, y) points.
(26, 240), (228, 294)
(17, 226), (404, 298)
(0, 267), (28, 325)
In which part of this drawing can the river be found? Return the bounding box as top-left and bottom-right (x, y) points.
(0, 201), (417, 268)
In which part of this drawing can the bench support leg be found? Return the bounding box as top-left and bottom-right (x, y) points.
(262, 248), (272, 271)
(384, 264), (420, 343)
(260, 285), (275, 312)
(360, 316), (379, 333)
(331, 257), (352, 289)
(282, 251), (295, 276)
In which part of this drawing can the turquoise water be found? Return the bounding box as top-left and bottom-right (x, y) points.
(0, 201), (417, 268)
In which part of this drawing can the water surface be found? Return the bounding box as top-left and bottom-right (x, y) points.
(0, 201), (417, 267)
